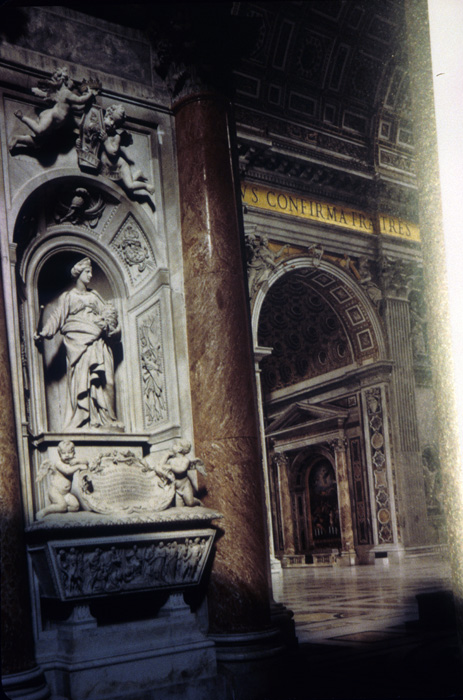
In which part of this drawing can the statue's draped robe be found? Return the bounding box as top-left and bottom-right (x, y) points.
(42, 288), (119, 430)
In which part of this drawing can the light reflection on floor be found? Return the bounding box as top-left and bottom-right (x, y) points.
(266, 554), (462, 698)
(272, 553), (452, 644)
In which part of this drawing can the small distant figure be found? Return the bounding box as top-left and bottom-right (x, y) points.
(99, 104), (155, 195)
(35, 441), (88, 519)
(9, 66), (100, 151)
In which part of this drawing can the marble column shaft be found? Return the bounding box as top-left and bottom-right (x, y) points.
(174, 93), (270, 633)
(333, 440), (356, 552)
(0, 261), (36, 675)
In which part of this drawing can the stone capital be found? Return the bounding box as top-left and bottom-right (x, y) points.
(330, 437), (348, 454)
(149, 7), (258, 101)
(380, 256), (421, 301)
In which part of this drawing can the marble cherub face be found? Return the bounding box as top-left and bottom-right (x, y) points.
(58, 442), (75, 463)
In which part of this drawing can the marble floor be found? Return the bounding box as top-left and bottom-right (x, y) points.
(272, 554), (453, 644)
(265, 553), (462, 699)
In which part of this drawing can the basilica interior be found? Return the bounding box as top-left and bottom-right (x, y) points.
(0, 3), (461, 699)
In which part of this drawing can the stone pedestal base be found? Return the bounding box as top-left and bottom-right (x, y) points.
(211, 628), (285, 700)
(270, 555), (282, 575)
(338, 549), (357, 566)
(280, 554), (306, 567)
(37, 599), (221, 700)
(367, 544), (405, 565)
(1, 665), (50, 700)
(270, 602), (298, 650)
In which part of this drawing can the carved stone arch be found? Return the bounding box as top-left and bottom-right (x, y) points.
(253, 257), (386, 393)
(11, 171), (166, 271)
(291, 444), (335, 485)
(253, 256), (386, 359)
(21, 232), (129, 301)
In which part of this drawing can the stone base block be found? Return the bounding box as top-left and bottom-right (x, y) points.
(37, 604), (220, 700)
(366, 544), (405, 565)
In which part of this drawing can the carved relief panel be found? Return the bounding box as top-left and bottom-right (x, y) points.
(361, 386), (397, 545)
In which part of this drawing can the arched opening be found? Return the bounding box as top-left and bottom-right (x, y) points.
(292, 452), (341, 555)
(254, 258), (392, 566)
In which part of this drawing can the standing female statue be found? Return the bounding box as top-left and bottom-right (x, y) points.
(35, 257), (123, 432)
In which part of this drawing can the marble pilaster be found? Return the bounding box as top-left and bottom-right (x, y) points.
(404, 0), (463, 656)
(0, 249), (49, 696)
(174, 93), (271, 633)
(381, 272), (429, 546)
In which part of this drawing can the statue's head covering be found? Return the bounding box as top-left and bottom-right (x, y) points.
(71, 257), (92, 278)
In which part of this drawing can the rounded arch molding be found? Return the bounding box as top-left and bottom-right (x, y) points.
(252, 257), (387, 364)
(11, 170), (166, 275)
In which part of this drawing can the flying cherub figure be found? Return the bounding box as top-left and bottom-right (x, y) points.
(35, 441), (88, 519)
(99, 104), (155, 195)
(9, 67), (100, 151)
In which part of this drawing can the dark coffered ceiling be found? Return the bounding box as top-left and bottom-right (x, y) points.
(232, 0), (417, 218)
(1, 1), (417, 217)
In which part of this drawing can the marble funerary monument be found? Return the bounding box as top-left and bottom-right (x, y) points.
(0, 4), (452, 700)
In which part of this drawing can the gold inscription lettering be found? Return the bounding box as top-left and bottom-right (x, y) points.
(326, 206), (337, 222)
(267, 191), (277, 207)
(289, 196), (299, 213)
(239, 181), (419, 241)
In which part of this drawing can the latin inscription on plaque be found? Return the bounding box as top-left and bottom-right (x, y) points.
(74, 451), (175, 514)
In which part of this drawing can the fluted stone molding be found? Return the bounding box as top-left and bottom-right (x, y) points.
(254, 349), (284, 579)
(174, 90), (271, 634)
(0, 257), (49, 696)
(380, 258), (429, 545)
(330, 438), (356, 560)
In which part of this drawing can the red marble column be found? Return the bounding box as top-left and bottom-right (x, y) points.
(174, 92), (271, 633)
(0, 259), (47, 692)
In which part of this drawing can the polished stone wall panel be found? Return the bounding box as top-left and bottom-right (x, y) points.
(0, 261), (35, 674)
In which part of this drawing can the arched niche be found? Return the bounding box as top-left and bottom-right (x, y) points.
(34, 248), (125, 433)
(290, 448), (341, 553)
(13, 175), (178, 442)
(12, 173), (166, 272)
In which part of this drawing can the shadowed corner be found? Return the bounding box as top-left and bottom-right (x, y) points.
(0, 5), (29, 45)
